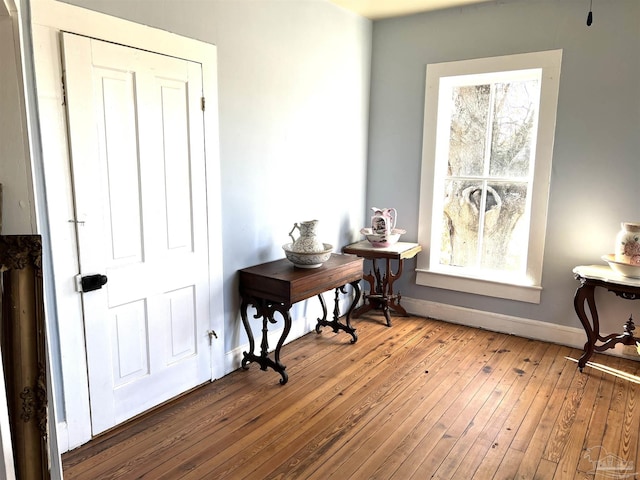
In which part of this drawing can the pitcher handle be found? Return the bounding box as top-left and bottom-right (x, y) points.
(388, 208), (397, 229)
(288, 223), (299, 243)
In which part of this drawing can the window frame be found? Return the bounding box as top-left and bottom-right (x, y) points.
(416, 50), (563, 304)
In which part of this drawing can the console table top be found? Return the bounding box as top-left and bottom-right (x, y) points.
(239, 253), (363, 305)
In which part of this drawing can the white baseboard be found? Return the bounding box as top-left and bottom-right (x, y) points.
(400, 296), (586, 349)
(401, 296), (640, 361)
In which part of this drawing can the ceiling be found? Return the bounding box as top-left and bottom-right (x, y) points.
(328, 0), (493, 19)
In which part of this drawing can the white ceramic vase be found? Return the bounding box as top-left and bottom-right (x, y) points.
(615, 222), (640, 265)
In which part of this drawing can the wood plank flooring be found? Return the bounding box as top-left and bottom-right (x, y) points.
(62, 314), (640, 479)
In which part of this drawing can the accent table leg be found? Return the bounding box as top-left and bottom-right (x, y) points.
(351, 260), (376, 319)
(381, 258), (392, 327)
(574, 282), (597, 371)
(387, 258), (409, 319)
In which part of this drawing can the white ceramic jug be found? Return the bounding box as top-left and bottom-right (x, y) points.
(370, 207), (397, 235)
(289, 220), (325, 253)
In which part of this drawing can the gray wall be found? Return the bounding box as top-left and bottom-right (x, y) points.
(0, 14), (35, 235)
(367, 0), (640, 331)
(60, 0), (372, 352)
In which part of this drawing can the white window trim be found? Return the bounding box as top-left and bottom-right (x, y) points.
(416, 50), (563, 304)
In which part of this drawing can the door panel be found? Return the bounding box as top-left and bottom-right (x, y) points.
(97, 68), (143, 265)
(111, 300), (148, 386)
(167, 286), (197, 361)
(62, 32), (211, 435)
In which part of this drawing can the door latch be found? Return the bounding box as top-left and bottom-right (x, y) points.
(207, 330), (218, 345)
(77, 274), (108, 293)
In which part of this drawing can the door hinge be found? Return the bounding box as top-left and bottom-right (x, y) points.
(61, 74), (67, 106)
(201, 96), (205, 112)
(207, 330), (218, 345)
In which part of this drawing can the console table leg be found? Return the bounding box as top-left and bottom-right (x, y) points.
(273, 308), (291, 385)
(240, 297), (290, 385)
(315, 284), (359, 343)
(315, 294), (328, 334)
(345, 280), (361, 341)
(240, 298), (255, 370)
(260, 315), (270, 364)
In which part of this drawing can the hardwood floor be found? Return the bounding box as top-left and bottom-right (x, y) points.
(62, 314), (640, 479)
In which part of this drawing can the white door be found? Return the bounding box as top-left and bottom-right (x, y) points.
(62, 32), (212, 435)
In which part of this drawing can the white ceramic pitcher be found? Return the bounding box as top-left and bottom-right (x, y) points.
(289, 220), (325, 253)
(370, 207), (397, 235)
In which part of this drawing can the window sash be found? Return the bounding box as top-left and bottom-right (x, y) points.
(432, 70), (541, 275)
(416, 50), (563, 303)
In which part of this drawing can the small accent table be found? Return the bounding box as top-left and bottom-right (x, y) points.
(239, 253), (363, 384)
(573, 265), (640, 371)
(342, 241), (422, 326)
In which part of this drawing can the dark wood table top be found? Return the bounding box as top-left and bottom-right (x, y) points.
(239, 253), (363, 305)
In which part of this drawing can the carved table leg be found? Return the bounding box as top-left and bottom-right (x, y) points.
(344, 280), (361, 341)
(352, 260), (377, 319)
(386, 258), (409, 319)
(240, 296), (255, 370)
(314, 294), (328, 335)
(240, 296), (291, 385)
(353, 258), (390, 325)
(272, 306), (292, 385)
(353, 257), (409, 327)
(315, 282), (360, 343)
(574, 282), (598, 371)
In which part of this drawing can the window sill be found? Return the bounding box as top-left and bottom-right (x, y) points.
(415, 269), (542, 304)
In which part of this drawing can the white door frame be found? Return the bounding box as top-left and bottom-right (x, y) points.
(30, 0), (224, 453)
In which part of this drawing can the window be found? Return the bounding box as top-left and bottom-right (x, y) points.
(416, 50), (562, 303)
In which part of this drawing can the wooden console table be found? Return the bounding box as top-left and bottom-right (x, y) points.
(239, 253), (363, 384)
(342, 241), (421, 327)
(573, 265), (640, 371)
